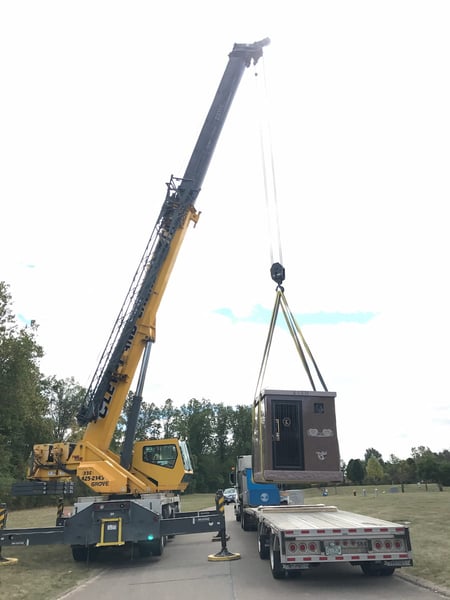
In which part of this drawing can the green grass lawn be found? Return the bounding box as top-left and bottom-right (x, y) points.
(0, 494), (216, 600)
(1, 487), (449, 599)
(302, 484), (450, 590)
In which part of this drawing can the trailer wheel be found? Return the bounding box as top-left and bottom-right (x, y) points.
(257, 525), (269, 559)
(241, 508), (251, 531)
(235, 505), (241, 522)
(361, 563), (395, 576)
(269, 534), (285, 579)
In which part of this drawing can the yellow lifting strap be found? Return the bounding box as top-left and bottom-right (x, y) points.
(254, 288), (328, 401)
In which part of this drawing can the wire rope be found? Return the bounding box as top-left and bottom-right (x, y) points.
(253, 56), (327, 400)
(255, 57), (283, 268)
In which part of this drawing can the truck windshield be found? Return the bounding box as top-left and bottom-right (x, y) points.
(142, 444), (177, 468)
(179, 441), (193, 472)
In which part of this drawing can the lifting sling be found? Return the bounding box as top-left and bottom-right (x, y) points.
(254, 267), (328, 400)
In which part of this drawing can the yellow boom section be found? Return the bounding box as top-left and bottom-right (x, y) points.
(81, 207), (198, 452)
(23, 39), (269, 497)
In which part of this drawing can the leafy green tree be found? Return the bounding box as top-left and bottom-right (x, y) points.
(438, 449), (450, 462)
(228, 405), (252, 457)
(42, 376), (85, 442)
(434, 450), (450, 487)
(133, 400), (162, 441)
(346, 458), (365, 484)
(110, 393), (164, 453)
(213, 404), (233, 462)
(405, 458), (417, 482)
(411, 445), (429, 459)
(105, 393), (252, 492)
(159, 398), (180, 438)
(412, 446), (442, 487)
(0, 282), (51, 479)
(364, 447), (384, 465)
(366, 456), (384, 483)
(384, 454), (413, 489)
(436, 461), (450, 487)
(174, 398), (215, 456)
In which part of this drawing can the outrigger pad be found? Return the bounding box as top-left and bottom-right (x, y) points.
(253, 389), (343, 484)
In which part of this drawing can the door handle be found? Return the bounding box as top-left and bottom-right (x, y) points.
(273, 418), (280, 442)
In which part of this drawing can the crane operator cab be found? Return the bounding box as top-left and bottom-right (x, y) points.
(132, 439), (193, 492)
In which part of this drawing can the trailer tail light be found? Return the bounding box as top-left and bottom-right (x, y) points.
(287, 540), (320, 555)
(372, 538), (405, 552)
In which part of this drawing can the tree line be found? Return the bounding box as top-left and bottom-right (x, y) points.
(0, 281), (251, 505)
(345, 447), (450, 490)
(1, 280), (449, 508)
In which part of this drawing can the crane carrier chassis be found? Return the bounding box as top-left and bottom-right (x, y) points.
(247, 503), (412, 579)
(0, 495), (224, 562)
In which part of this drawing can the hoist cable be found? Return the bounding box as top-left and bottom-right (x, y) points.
(255, 58), (283, 267)
(253, 58), (328, 401)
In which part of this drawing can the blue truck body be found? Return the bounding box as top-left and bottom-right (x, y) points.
(233, 455), (281, 529)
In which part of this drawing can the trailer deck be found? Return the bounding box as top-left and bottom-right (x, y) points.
(252, 504), (409, 534)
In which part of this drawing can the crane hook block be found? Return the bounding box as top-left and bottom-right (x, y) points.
(270, 262), (285, 288)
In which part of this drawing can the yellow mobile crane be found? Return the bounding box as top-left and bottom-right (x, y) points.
(4, 38), (269, 562)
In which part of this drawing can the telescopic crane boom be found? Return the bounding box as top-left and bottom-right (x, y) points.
(23, 39), (270, 498)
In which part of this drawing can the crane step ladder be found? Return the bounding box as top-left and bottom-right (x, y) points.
(252, 265), (343, 485)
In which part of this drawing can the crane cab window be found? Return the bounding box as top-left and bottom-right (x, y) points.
(142, 444), (177, 468)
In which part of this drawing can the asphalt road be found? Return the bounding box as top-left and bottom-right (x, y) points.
(59, 505), (448, 600)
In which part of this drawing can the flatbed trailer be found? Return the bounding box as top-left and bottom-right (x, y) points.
(248, 504), (413, 579)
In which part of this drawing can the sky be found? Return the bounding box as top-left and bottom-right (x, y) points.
(1, 1), (449, 464)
